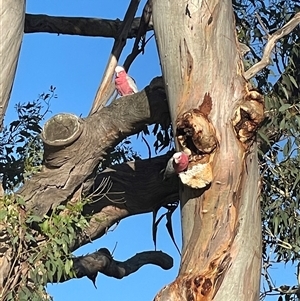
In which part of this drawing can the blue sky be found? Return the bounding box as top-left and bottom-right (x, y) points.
(4, 1), (298, 300)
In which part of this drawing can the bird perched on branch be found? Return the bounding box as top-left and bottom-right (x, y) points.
(114, 66), (138, 96)
(163, 152), (189, 180)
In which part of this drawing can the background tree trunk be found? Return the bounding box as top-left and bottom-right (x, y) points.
(152, 0), (262, 300)
(0, 0), (25, 131)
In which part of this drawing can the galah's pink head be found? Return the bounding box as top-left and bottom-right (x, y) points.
(172, 152), (189, 173)
(173, 152), (183, 164)
(115, 66), (125, 77)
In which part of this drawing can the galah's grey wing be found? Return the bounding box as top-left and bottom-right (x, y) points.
(126, 75), (138, 93)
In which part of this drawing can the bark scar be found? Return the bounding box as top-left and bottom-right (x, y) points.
(184, 38), (193, 79)
(175, 93), (217, 188)
(185, 4), (192, 18)
(232, 89), (265, 148)
(181, 253), (231, 300)
(179, 38), (194, 81)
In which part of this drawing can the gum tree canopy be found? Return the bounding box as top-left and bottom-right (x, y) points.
(1, 0), (300, 300)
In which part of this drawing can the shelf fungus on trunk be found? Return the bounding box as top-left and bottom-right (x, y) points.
(232, 89), (265, 148)
(175, 93), (218, 189)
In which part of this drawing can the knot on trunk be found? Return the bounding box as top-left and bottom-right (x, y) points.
(232, 90), (265, 147)
(40, 113), (83, 147)
(175, 94), (217, 189)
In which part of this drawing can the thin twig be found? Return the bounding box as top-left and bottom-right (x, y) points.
(142, 134), (152, 159)
(255, 12), (270, 38)
(264, 227), (292, 249)
(245, 12), (300, 80)
(88, 177), (112, 199)
(123, 0), (153, 70)
(88, 177), (126, 204)
(123, 33), (154, 70)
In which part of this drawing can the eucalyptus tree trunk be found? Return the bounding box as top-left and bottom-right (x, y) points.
(0, 0), (25, 131)
(152, 0), (264, 300)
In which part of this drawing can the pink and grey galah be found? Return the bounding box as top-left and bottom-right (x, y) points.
(114, 66), (138, 96)
(163, 152), (189, 180)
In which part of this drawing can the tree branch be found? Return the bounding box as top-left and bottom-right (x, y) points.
(24, 14), (153, 38)
(89, 0), (141, 115)
(73, 153), (179, 249)
(67, 248), (173, 284)
(244, 12), (300, 80)
(0, 1), (25, 132)
(123, 0), (153, 70)
(18, 78), (169, 218)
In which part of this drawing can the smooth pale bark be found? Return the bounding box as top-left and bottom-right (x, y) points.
(153, 0), (261, 300)
(0, 0), (25, 130)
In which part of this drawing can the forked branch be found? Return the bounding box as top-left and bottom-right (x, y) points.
(89, 0), (141, 115)
(244, 12), (300, 80)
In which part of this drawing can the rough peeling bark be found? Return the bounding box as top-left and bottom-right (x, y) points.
(0, 0), (25, 131)
(152, 0), (262, 300)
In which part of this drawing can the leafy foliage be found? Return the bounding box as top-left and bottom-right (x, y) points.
(101, 122), (173, 169)
(0, 87), (93, 300)
(260, 47), (300, 265)
(0, 194), (89, 301)
(152, 123), (173, 153)
(100, 138), (141, 170)
(233, 1), (300, 300)
(234, 0), (300, 258)
(0, 86), (57, 191)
